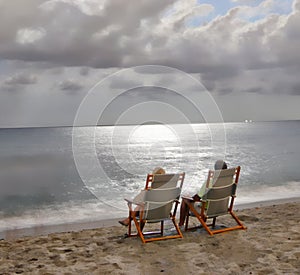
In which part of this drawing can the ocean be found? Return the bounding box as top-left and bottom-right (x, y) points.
(1, 121), (300, 233)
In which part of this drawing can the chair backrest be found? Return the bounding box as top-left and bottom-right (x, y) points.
(145, 173), (185, 189)
(203, 167), (240, 218)
(142, 187), (181, 222)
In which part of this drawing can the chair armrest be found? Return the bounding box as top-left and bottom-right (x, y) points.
(124, 198), (144, 206)
(182, 194), (203, 202)
(181, 195), (194, 200)
(124, 198), (133, 203)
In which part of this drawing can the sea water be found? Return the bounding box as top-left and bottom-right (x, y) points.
(0, 121), (300, 232)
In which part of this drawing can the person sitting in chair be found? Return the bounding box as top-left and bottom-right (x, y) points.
(178, 160), (227, 226)
(119, 167), (166, 226)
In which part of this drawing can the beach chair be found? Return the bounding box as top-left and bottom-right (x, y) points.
(183, 166), (246, 235)
(125, 187), (183, 243)
(125, 172), (185, 243)
(144, 173), (185, 189)
(125, 173), (185, 239)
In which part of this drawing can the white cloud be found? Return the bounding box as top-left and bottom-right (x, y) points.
(293, 0), (300, 11)
(162, 0), (214, 27)
(39, 0), (108, 16)
(233, 0), (292, 21)
(231, 0), (253, 3)
(16, 28), (46, 44)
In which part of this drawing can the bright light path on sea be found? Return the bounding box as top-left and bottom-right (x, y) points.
(110, 124), (183, 176)
(128, 124), (179, 143)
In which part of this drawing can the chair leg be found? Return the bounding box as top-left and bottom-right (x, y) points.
(185, 202), (214, 235)
(206, 212), (248, 235)
(170, 216), (183, 238)
(132, 217), (146, 243)
(140, 221), (145, 231)
(128, 211), (144, 238)
(161, 221), (164, 235)
(212, 217), (216, 228)
(128, 212), (132, 237)
(230, 210), (247, 229)
(185, 214), (189, 231)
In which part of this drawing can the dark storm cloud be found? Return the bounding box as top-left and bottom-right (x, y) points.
(79, 67), (90, 76)
(99, 86), (204, 125)
(59, 79), (83, 92)
(2, 72), (38, 92)
(290, 83), (300, 95)
(4, 73), (37, 86)
(241, 87), (264, 94)
(109, 77), (141, 90)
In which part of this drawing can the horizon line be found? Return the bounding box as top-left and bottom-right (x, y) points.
(0, 119), (299, 130)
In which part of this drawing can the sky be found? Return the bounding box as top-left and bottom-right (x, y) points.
(0, 0), (300, 127)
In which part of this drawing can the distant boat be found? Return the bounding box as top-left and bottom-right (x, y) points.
(244, 119), (253, 123)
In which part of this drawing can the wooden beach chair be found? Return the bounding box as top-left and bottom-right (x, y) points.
(125, 187), (183, 243)
(144, 172), (185, 189)
(182, 166), (246, 235)
(126, 173), (185, 239)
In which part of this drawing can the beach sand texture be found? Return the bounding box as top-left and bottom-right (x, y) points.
(0, 201), (300, 274)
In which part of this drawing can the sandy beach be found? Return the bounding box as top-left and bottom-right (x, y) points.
(0, 200), (300, 274)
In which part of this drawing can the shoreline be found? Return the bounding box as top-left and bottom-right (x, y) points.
(1, 196), (300, 240)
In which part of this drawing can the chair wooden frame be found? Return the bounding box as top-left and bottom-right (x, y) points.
(125, 173), (185, 243)
(144, 172), (185, 190)
(183, 166), (246, 235)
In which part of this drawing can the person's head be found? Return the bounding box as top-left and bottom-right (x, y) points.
(214, 160), (227, 170)
(152, 167), (166, 175)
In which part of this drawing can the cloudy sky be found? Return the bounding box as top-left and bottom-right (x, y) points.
(0, 0), (300, 127)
